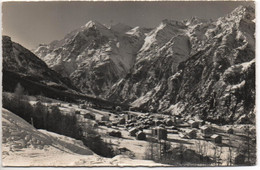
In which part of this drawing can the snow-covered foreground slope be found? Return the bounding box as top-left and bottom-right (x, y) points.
(2, 108), (166, 166)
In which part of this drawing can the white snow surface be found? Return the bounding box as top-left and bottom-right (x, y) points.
(2, 108), (165, 166)
(139, 22), (166, 52)
(125, 26), (142, 37)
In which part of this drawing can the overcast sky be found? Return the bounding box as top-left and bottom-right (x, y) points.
(2, 1), (254, 50)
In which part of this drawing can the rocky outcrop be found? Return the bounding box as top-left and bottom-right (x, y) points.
(2, 36), (77, 93)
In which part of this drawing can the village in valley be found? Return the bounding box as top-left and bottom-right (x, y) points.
(3, 89), (255, 166)
(2, 1), (256, 167)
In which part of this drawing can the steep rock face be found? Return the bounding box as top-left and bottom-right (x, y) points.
(2, 36), (77, 92)
(109, 34), (191, 103)
(108, 6), (255, 124)
(35, 21), (146, 96)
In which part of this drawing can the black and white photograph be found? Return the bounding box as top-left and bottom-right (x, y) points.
(1, 0), (257, 167)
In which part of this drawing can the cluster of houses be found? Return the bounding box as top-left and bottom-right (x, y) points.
(180, 119), (235, 144)
(75, 106), (235, 145)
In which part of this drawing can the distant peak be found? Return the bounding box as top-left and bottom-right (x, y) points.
(84, 20), (106, 29)
(233, 5), (254, 12)
(184, 16), (208, 26)
(228, 5), (255, 19)
(2, 35), (11, 40)
(85, 20), (97, 28)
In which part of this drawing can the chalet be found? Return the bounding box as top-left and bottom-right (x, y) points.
(186, 129), (197, 139)
(106, 123), (112, 128)
(108, 131), (122, 138)
(250, 127), (256, 134)
(128, 123), (135, 127)
(211, 134), (222, 144)
(226, 127), (234, 134)
(125, 124), (130, 128)
(137, 125), (144, 131)
(98, 121), (106, 126)
(101, 115), (109, 121)
(159, 124), (166, 128)
(200, 125), (212, 137)
(148, 115), (154, 119)
(129, 127), (139, 137)
(144, 113), (150, 117)
(143, 119), (150, 125)
(165, 119), (173, 126)
(155, 120), (163, 126)
(112, 122), (118, 127)
(80, 104), (87, 109)
(198, 120), (205, 126)
(157, 117), (164, 120)
(84, 113), (95, 120)
(136, 131), (146, 140)
(119, 118), (125, 124)
(175, 117), (183, 124)
(188, 120), (200, 128)
(152, 127), (167, 140)
(125, 113), (136, 121)
(75, 110), (81, 115)
(178, 132), (186, 138)
(143, 125), (150, 129)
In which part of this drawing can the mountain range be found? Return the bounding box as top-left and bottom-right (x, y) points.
(3, 5), (255, 124)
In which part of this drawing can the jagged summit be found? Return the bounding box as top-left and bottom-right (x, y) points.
(84, 20), (97, 28)
(34, 5), (255, 120)
(108, 5), (255, 124)
(229, 5), (255, 16)
(220, 5), (255, 24)
(34, 20), (144, 96)
(83, 20), (109, 30)
(184, 16), (209, 26)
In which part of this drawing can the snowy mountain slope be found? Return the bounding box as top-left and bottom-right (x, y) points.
(2, 36), (77, 93)
(108, 5), (255, 124)
(2, 108), (166, 166)
(138, 19), (187, 57)
(34, 21), (145, 96)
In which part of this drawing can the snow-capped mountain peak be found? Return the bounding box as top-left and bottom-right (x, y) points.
(84, 20), (108, 29)
(108, 5), (255, 124)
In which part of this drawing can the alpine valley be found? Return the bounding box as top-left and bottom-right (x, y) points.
(34, 5), (255, 124)
(2, 4), (256, 167)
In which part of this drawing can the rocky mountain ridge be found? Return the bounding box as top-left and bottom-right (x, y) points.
(108, 5), (255, 124)
(34, 5), (255, 123)
(34, 21), (149, 96)
(2, 36), (78, 95)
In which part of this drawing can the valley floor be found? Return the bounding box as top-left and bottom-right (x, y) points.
(2, 93), (256, 166)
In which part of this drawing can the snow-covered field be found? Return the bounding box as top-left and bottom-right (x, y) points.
(1, 108), (166, 166)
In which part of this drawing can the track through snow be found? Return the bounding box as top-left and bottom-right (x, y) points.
(2, 108), (165, 166)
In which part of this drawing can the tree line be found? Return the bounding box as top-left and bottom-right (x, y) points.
(2, 83), (115, 158)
